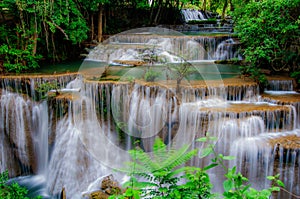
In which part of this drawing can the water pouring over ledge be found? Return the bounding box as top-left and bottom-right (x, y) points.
(0, 27), (299, 198)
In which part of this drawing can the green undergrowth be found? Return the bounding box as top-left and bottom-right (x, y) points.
(0, 170), (41, 199)
(110, 137), (284, 199)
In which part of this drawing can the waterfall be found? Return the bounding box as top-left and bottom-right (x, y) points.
(214, 38), (242, 60)
(0, 74), (299, 198)
(181, 9), (208, 22)
(87, 31), (241, 62)
(32, 101), (49, 176)
(229, 131), (300, 198)
(0, 89), (52, 189)
(267, 80), (294, 91)
(229, 136), (275, 188)
(0, 29), (299, 198)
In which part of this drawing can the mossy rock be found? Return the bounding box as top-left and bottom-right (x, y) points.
(90, 190), (109, 199)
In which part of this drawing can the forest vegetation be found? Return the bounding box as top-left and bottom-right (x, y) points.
(0, 0), (299, 81)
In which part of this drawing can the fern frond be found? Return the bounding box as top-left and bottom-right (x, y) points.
(163, 146), (197, 171)
(129, 148), (161, 172)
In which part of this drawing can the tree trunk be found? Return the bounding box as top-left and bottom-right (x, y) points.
(150, 0), (156, 24)
(98, 4), (103, 42)
(222, 0), (228, 20)
(154, 0), (162, 25)
(176, 78), (182, 96)
(91, 14), (94, 41)
(229, 0), (234, 12)
(32, 12), (38, 56)
(203, 0), (207, 11)
(103, 8), (106, 35)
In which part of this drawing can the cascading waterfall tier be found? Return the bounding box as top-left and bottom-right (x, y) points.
(0, 91), (48, 176)
(181, 9), (210, 22)
(267, 79), (295, 91)
(0, 26), (299, 198)
(0, 72), (299, 198)
(87, 32), (241, 62)
(262, 91), (300, 129)
(0, 73), (78, 99)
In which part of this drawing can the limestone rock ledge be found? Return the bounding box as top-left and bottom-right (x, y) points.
(82, 175), (122, 199)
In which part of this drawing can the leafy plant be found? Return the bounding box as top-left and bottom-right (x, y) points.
(144, 69), (160, 82)
(239, 65), (267, 91)
(198, 136), (285, 199)
(111, 136), (285, 199)
(166, 62), (193, 93)
(0, 170), (41, 199)
(232, 0), (300, 73)
(291, 71), (300, 84)
(35, 81), (60, 99)
(222, 168), (284, 199)
(0, 44), (41, 73)
(111, 137), (214, 199)
(0, 0), (89, 72)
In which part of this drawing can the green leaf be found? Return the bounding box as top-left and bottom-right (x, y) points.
(266, 176), (275, 180)
(203, 163), (218, 171)
(208, 136), (218, 141)
(242, 184), (251, 193)
(271, 186), (280, 192)
(199, 147), (213, 158)
(223, 180), (234, 192)
(197, 137), (207, 142)
(133, 190), (141, 199)
(222, 156), (236, 160)
(276, 180), (285, 187)
(260, 189), (271, 197)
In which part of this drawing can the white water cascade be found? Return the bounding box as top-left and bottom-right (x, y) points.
(181, 9), (209, 22)
(87, 29), (241, 62)
(0, 28), (299, 199)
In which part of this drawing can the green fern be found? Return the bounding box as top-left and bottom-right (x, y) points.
(118, 137), (208, 198)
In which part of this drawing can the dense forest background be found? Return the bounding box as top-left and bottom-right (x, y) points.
(0, 0), (299, 79)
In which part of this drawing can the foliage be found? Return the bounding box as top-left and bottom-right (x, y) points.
(232, 0), (300, 73)
(223, 168), (283, 199)
(198, 136), (285, 199)
(111, 136), (284, 199)
(111, 138), (213, 198)
(166, 62), (193, 93)
(144, 69), (160, 82)
(291, 71), (300, 84)
(0, 170), (41, 199)
(35, 80), (59, 99)
(239, 65), (267, 89)
(0, 0), (88, 72)
(0, 23), (42, 73)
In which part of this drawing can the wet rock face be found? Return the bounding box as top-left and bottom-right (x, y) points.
(0, 93), (37, 175)
(89, 191), (109, 199)
(101, 175), (122, 195)
(86, 175), (122, 199)
(270, 135), (300, 150)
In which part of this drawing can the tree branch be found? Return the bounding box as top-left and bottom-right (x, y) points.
(50, 21), (69, 40)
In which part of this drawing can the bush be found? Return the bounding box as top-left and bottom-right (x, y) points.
(111, 137), (284, 199)
(144, 69), (160, 82)
(0, 170), (41, 199)
(0, 44), (41, 73)
(232, 0), (300, 73)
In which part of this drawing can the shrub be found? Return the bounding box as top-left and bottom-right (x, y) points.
(111, 137), (284, 199)
(232, 0), (300, 73)
(0, 170), (41, 199)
